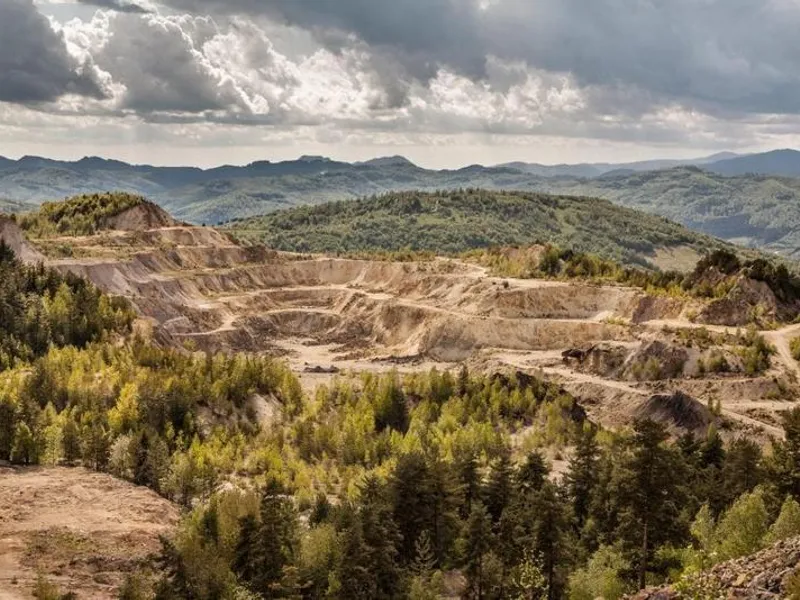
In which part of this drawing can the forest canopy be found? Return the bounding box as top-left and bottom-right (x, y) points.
(226, 190), (730, 269)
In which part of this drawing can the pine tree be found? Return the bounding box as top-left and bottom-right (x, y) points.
(458, 364), (470, 397)
(358, 475), (402, 599)
(234, 479), (299, 598)
(721, 437), (763, 507)
(464, 502), (493, 600)
(0, 399), (16, 460)
(10, 422), (36, 465)
(617, 419), (687, 589)
(410, 530), (437, 577)
(714, 488), (768, 561)
(699, 425), (725, 469)
(456, 451), (482, 519)
(565, 424), (600, 530)
(484, 447), (513, 523)
(61, 415), (81, 465)
(765, 496), (800, 544)
(516, 451), (549, 496)
(330, 519), (373, 599)
(767, 408), (800, 500)
(530, 482), (568, 599)
(390, 452), (459, 565)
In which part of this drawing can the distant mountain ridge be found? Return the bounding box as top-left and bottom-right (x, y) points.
(4, 149), (800, 254)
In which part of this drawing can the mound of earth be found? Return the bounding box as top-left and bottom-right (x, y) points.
(698, 276), (779, 326)
(563, 341), (690, 381)
(0, 465), (179, 599)
(630, 535), (800, 599)
(0, 216), (44, 263)
(102, 201), (176, 231)
(633, 390), (716, 434)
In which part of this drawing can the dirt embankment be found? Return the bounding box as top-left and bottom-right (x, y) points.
(0, 465), (179, 600)
(102, 202), (177, 231)
(0, 217), (43, 264)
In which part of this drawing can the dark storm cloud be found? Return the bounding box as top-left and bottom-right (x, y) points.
(77, 0), (152, 15)
(157, 0), (800, 116)
(92, 14), (236, 113)
(162, 0), (487, 81)
(0, 0), (106, 103)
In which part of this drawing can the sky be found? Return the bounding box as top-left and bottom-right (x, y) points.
(2, 0), (800, 168)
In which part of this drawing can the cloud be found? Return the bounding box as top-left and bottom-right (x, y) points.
(152, 0), (800, 118)
(0, 0), (107, 104)
(7, 0), (800, 163)
(90, 13), (249, 113)
(76, 0), (152, 14)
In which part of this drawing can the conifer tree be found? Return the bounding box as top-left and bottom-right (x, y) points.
(464, 502), (494, 600)
(61, 415), (81, 465)
(617, 419), (687, 589)
(565, 424), (600, 531)
(765, 496), (800, 544)
(484, 447), (513, 523)
(10, 421), (36, 465)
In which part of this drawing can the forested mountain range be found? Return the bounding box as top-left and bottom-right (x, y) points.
(6, 150), (800, 256)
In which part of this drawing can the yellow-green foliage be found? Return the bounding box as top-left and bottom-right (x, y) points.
(0, 246), (134, 370)
(791, 336), (800, 361)
(568, 546), (630, 600)
(20, 192), (147, 238)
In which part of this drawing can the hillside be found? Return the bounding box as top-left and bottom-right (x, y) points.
(226, 189), (730, 269)
(6, 152), (800, 252)
(17, 192), (174, 238)
(707, 148), (800, 177)
(4, 196), (800, 598)
(0, 466), (179, 599)
(0, 151), (782, 227)
(537, 167), (800, 257)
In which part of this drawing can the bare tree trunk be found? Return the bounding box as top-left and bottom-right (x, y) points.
(638, 521), (649, 590)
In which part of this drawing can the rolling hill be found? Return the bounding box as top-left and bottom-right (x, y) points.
(5, 151), (800, 257)
(226, 189), (732, 269)
(542, 167), (800, 257)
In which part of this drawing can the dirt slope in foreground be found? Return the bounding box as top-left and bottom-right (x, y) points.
(0, 466), (179, 600)
(630, 535), (800, 599)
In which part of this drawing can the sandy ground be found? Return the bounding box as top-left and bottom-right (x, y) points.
(0, 466), (179, 600)
(8, 216), (800, 438)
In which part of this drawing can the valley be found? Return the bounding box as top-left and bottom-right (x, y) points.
(4, 194), (800, 599)
(10, 201), (797, 442)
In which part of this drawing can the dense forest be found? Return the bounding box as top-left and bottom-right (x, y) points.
(226, 190), (728, 268)
(0, 241), (133, 369)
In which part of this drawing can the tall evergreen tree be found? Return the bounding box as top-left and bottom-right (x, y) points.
(464, 502), (494, 600)
(233, 480), (299, 598)
(484, 447), (513, 523)
(358, 475), (403, 599)
(565, 425), (600, 531)
(617, 419), (687, 589)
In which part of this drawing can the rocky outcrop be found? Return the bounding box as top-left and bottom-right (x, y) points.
(101, 201), (177, 231)
(629, 536), (800, 599)
(699, 276), (778, 327)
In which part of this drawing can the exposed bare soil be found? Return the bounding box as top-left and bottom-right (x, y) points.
(0, 466), (179, 600)
(4, 212), (799, 438)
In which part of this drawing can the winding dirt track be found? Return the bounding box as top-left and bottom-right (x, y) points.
(11, 219), (799, 439)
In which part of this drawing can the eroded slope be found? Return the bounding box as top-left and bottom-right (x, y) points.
(7, 212), (799, 440)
